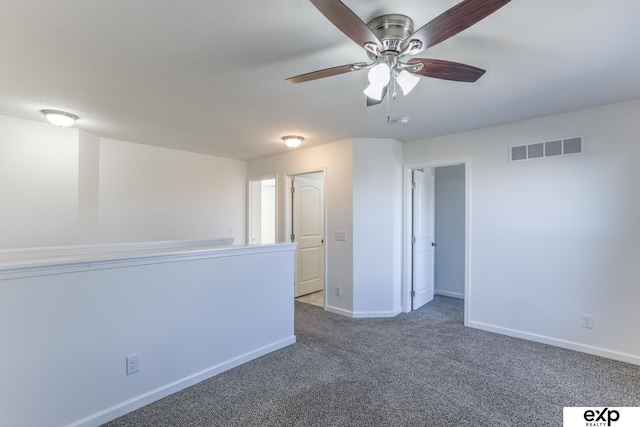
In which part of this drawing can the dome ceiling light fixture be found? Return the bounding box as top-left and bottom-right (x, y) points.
(282, 135), (304, 148)
(41, 109), (79, 127)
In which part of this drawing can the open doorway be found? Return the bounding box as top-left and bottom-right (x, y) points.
(404, 162), (468, 322)
(248, 177), (276, 245)
(434, 165), (466, 300)
(286, 171), (326, 307)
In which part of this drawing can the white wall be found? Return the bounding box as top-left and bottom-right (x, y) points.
(404, 98), (640, 364)
(352, 139), (404, 316)
(248, 138), (404, 318)
(434, 165), (465, 299)
(0, 243), (296, 427)
(0, 115), (79, 249)
(99, 138), (247, 244)
(78, 130), (100, 244)
(248, 140), (355, 314)
(0, 114), (248, 249)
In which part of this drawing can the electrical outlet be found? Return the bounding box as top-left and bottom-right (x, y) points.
(335, 286), (342, 297)
(126, 353), (141, 375)
(335, 231), (347, 241)
(581, 314), (594, 329)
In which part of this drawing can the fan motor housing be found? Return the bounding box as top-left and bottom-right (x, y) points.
(367, 14), (414, 53)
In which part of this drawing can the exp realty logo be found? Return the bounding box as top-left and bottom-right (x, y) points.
(583, 408), (619, 426)
(564, 407), (640, 427)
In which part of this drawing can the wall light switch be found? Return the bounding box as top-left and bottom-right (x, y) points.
(581, 314), (594, 329)
(335, 231), (347, 241)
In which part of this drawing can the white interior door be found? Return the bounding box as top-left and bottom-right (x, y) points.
(412, 169), (435, 310)
(293, 174), (325, 297)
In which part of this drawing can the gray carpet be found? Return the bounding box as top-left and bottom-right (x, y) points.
(103, 296), (640, 426)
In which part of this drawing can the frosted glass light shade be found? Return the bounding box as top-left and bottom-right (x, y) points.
(363, 63), (391, 101)
(41, 110), (78, 127)
(368, 63), (391, 86)
(282, 135), (303, 148)
(363, 83), (385, 101)
(396, 70), (420, 95)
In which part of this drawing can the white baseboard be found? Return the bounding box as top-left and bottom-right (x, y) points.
(324, 305), (354, 317)
(468, 321), (640, 366)
(352, 307), (402, 318)
(324, 305), (402, 318)
(435, 290), (464, 299)
(67, 335), (297, 427)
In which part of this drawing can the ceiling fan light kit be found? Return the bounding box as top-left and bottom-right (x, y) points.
(364, 63), (391, 100)
(286, 0), (511, 108)
(396, 70), (420, 95)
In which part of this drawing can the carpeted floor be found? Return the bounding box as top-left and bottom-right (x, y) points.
(103, 296), (640, 426)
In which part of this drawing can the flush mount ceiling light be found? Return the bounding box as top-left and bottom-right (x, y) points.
(282, 135), (304, 148)
(41, 109), (79, 127)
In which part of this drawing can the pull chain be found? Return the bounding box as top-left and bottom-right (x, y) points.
(386, 73), (397, 123)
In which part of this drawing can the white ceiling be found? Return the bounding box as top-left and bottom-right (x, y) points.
(1, 0), (639, 161)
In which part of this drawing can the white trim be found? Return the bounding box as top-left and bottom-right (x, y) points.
(468, 321), (640, 366)
(352, 307), (402, 318)
(463, 162), (471, 326)
(324, 305), (403, 319)
(246, 174), (279, 246)
(285, 168), (328, 300)
(402, 160), (470, 325)
(0, 238), (234, 261)
(65, 335), (297, 427)
(325, 305), (354, 318)
(401, 167), (413, 313)
(435, 290), (464, 299)
(0, 243), (297, 281)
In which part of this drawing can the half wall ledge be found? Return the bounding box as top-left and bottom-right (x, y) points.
(0, 241), (297, 427)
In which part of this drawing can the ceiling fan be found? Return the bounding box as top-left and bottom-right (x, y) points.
(286, 0), (511, 106)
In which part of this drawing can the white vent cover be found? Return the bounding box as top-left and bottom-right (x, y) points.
(510, 136), (584, 162)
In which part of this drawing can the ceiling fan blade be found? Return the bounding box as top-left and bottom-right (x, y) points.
(400, 0), (510, 54)
(366, 86), (387, 106)
(408, 58), (486, 82)
(310, 0), (382, 50)
(286, 62), (368, 84)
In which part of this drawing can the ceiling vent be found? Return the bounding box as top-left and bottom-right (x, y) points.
(510, 136), (584, 162)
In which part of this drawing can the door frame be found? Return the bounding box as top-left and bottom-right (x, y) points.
(285, 167), (327, 303)
(402, 160), (470, 325)
(246, 174), (279, 246)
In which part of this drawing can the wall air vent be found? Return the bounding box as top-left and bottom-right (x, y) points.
(510, 136), (584, 162)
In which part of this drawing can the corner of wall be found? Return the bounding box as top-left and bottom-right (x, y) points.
(78, 131), (100, 244)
